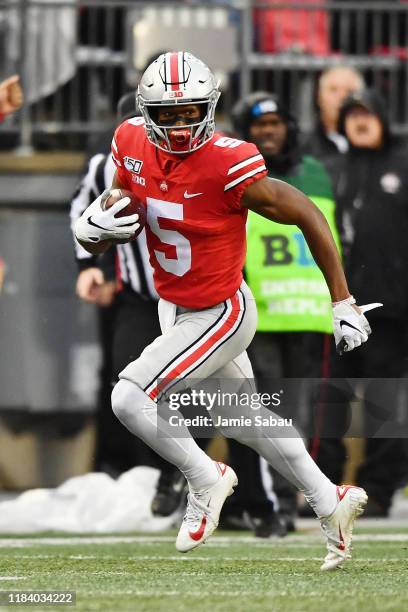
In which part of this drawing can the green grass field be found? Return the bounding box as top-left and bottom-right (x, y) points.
(0, 527), (407, 612)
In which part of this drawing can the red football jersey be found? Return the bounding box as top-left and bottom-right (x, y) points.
(112, 119), (267, 308)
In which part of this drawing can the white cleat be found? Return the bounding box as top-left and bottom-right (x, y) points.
(320, 485), (368, 571)
(176, 462), (238, 553)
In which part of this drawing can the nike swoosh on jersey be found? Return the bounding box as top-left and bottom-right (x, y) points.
(188, 515), (207, 541)
(339, 320), (362, 333)
(184, 190), (203, 199)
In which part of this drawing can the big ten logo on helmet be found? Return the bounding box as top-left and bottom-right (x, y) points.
(262, 233), (316, 267)
(163, 91), (184, 99)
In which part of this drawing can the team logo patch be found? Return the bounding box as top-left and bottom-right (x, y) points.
(124, 156), (143, 174)
(380, 173), (401, 194)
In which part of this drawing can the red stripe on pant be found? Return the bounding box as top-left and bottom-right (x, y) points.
(170, 52), (180, 91)
(149, 293), (241, 401)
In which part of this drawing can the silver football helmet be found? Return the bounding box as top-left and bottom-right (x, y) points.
(137, 51), (220, 154)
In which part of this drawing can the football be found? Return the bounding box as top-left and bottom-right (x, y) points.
(101, 188), (146, 240)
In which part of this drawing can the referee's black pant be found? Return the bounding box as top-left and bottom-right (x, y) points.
(96, 288), (162, 472)
(320, 318), (408, 512)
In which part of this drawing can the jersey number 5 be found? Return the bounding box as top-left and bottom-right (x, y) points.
(146, 197), (192, 277)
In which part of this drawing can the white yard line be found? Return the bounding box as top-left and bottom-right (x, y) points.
(6, 554), (408, 563)
(0, 533), (407, 548)
(0, 576), (26, 580)
(128, 556), (407, 563)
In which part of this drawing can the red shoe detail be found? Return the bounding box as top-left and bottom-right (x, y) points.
(338, 525), (346, 551)
(337, 485), (355, 502)
(189, 515), (207, 541)
(217, 462), (227, 476)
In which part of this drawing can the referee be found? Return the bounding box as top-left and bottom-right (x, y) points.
(70, 94), (171, 487)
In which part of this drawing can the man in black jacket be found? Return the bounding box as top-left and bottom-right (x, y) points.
(302, 66), (364, 181)
(325, 89), (408, 516)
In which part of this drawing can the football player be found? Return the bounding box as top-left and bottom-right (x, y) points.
(75, 52), (381, 570)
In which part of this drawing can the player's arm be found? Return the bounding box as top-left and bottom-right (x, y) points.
(71, 160), (120, 304)
(74, 170), (138, 255)
(111, 169), (123, 190)
(242, 177), (382, 353)
(70, 156), (109, 295)
(70, 154), (107, 260)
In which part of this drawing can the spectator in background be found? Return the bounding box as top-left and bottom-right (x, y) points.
(0, 75), (23, 120)
(324, 89), (408, 516)
(301, 66), (364, 181)
(231, 92), (340, 531)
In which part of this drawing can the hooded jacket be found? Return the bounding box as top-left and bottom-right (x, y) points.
(335, 89), (408, 319)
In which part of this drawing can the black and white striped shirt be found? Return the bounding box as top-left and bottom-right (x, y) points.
(70, 153), (158, 301)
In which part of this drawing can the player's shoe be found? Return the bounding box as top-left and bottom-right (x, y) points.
(320, 485), (368, 571)
(176, 462), (238, 553)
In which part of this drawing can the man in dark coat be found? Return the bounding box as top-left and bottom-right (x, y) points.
(323, 89), (408, 516)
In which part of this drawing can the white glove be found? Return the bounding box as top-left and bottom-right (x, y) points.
(332, 296), (383, 355)
(74, 194), (140, 244)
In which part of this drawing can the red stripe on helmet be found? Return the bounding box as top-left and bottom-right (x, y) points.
(170, 52), (180, 91)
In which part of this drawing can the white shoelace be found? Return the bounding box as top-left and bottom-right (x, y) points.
(183, 492), (214, 529)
